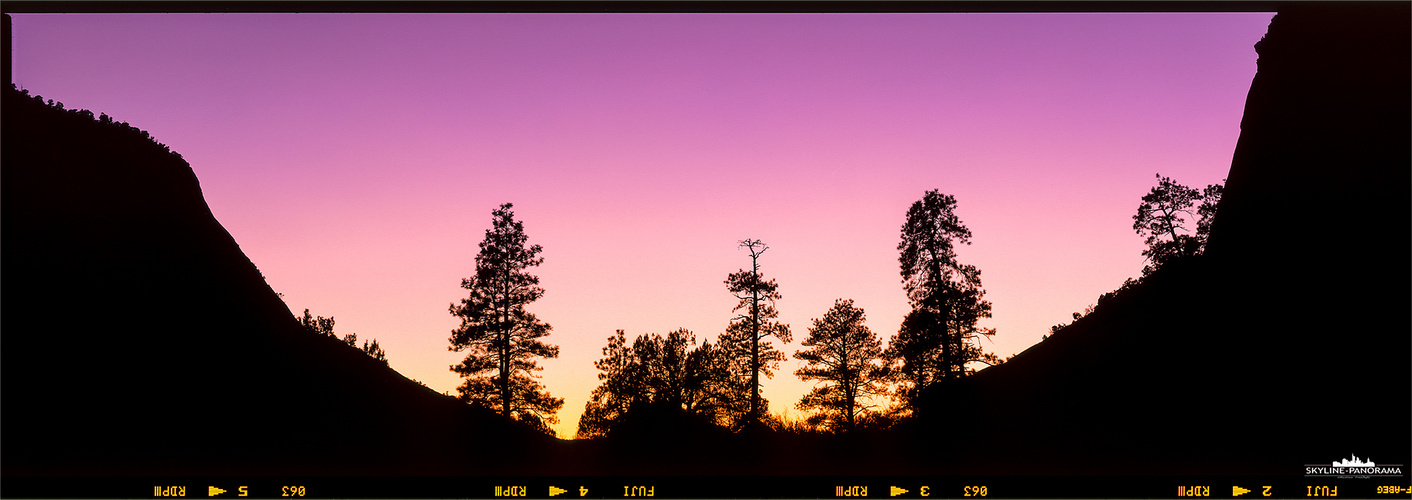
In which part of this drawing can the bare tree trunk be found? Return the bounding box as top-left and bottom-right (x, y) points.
(749, 261), (761, 425)
(500, 299), (511, 419)
(500, 338), (510, 418)
(844, 377), (855, 431)
(1163, 206), (1181, 244)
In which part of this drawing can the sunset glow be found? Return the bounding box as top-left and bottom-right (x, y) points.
(10, 12), (1274, 438)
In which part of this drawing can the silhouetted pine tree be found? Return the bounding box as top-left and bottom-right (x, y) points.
(886, 190), (997, 413)
(297, 309), (337, 338)
(1196, 182), (1224, 247)
(720, 239), (792, 429)
(361, 339), (388, 366)
(577, 330), (642, 438)
(448, 203), (562, 435)
(793, 298), (887, 432)
(1132, 174), (1224, 275)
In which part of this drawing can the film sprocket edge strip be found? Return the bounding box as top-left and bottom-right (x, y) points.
(4, 475), (1411, 499)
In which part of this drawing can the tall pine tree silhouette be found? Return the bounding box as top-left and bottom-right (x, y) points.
(886, 190), (996, 411)
(448, 203), (563, 434)
(720, 239), (791, 428)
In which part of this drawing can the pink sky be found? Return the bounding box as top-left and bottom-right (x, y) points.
(10, 12), (1273, 438)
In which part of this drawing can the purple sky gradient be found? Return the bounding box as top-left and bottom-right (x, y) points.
(11, 12), (1273, 438)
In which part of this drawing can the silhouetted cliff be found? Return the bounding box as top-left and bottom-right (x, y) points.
(1201, 0), (1410, 470)
(905, 3), (1410, 475)
(1, 87), (558, 476)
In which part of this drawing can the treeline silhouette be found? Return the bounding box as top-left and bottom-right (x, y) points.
(432, 156), (1241, 440)
(440, 190), (1011, 438)
(519, 174), (1223, 438)
(10, 86), (184, 160)
(296, 309), (389, 365)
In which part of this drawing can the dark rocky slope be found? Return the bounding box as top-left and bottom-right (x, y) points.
(1, 87), (558, 476)
(904, 2), (1410, 475)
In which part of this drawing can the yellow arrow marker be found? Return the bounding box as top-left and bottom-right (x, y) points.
(1233, 486), (1250, 497)
(579, 486), (589, 497)
(891, 486), (909, 497)
(550, 486), (567, 497)
(208, 486), (227, 497)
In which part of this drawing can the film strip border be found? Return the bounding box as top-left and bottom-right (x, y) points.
(4, 475), (1409, 499)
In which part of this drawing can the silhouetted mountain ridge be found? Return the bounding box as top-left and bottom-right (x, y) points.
(1, 86), (558, 476)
